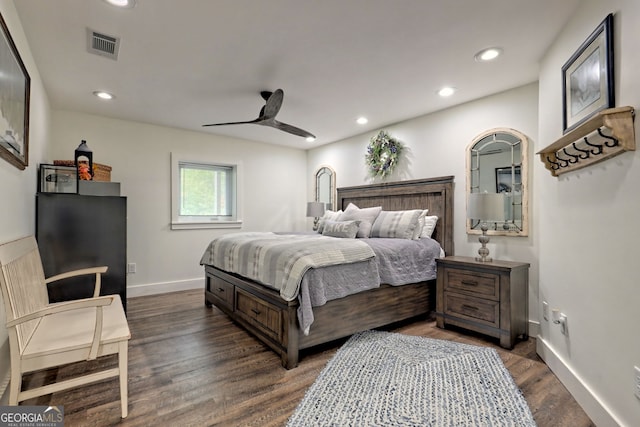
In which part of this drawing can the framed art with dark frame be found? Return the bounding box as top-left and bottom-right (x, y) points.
(0, 11), (30, 170)
(38, 164), (78, 193)
(562, 13), (614, 134)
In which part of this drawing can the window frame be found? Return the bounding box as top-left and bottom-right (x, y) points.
(170, 153), (243, 230)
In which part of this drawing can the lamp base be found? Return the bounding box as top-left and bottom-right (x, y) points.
(476, 222), (493, 263)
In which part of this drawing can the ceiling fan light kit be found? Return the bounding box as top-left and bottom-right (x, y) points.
(203, 89), (315, 140)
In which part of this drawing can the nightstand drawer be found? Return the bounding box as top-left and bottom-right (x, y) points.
(444, 270), (499, 300)
(444, 293), (499, 327)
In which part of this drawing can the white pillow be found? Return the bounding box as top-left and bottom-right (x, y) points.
(412, 209), (429, 239)
(370, 209), (422, 239)
(338, 203), (382, 238)
(317, 209), (342, 233)
(420, 215), (439, 238)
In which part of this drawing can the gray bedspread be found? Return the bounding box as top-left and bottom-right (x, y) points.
(201, 232), (442, 335)
(364, 237), (441, 285)
(199, 232), (375, 301)
(297, 237), (442, 334)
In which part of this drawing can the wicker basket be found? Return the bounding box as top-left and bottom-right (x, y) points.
(53, 160), (112, 182)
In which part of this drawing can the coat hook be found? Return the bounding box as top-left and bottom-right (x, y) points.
(571, 142), (591, 159)
(546, 155), (561, 170)
(554, 151), (570, 167)
(583, 136), (603, 155)
(562, 147), (579, 163)
(597, 128), (619, 147)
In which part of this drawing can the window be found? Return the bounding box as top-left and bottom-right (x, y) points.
(171, 153), (242, 230)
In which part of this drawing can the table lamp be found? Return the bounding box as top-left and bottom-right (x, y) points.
(468, 192), (505, 262)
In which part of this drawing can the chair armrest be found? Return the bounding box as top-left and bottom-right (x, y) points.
(45, 266), (108, 297)
(6, 296), (114, 328)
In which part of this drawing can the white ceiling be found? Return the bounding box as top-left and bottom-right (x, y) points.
(14, 0), (581, 149)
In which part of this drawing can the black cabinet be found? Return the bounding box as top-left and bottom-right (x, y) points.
(36, 193), (127, 311)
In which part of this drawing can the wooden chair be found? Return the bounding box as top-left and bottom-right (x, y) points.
(0, 236), (130, 418)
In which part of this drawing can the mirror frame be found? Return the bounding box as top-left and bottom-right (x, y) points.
(466, 127), (529, 237)
(314, 165), (336, 211)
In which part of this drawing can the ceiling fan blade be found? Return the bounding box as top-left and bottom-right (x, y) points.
(202, 118), (261, 127)
(261, 89), (283, 119)
(203, 89), (314, 139)
(270, 120), (315, 139)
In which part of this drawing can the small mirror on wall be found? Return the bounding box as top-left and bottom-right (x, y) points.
(315, 166), (336, 211)
(466, 128), (529, 236)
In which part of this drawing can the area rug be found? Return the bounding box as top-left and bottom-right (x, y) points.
(287, 330), (536, 426)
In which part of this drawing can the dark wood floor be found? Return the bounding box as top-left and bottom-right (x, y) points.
(21, 289), (594, 426)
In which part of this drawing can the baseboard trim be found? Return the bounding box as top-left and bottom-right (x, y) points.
(528, 319), (540, 338)
(536, 335), (623, 426)
(127, 278), (203, 298)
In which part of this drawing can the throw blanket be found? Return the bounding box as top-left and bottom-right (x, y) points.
(200, 232), (376, 301)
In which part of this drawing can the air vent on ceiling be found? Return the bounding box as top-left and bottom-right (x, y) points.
(87, 28), (120, 60)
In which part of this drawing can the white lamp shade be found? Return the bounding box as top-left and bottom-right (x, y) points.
(306, 201), (325, 217)
(468, 193), (505, 221)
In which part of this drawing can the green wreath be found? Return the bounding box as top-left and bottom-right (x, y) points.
(365, 130), (403, 178)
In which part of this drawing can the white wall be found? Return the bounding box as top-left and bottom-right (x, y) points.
(537, 1), (640, 425)
(308, 83), (540, 326)
(0, 0), (51, 402)
(49, 111), (308, 296)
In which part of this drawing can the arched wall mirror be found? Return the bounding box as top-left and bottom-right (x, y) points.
(315, 166), (336, 211)
(466, 128), (529, 236)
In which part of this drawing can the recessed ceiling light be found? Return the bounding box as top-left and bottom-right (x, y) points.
(93, 91), (114, 100)
(306, 136), (316, 142)
(437, 87), (456, 97)
(356, 117), (368, 125)
(103, 0), (136, 8)
(474, 47), (503, 62)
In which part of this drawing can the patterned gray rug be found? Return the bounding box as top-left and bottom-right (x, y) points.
(288, 330), (536, 426)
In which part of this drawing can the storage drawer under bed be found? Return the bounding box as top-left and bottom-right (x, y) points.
(206, 273), (235, 311)
(235, 288), (283, 342)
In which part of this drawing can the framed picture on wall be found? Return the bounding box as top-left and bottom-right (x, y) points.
(0, 11), (31, 170)
(495, 166), (521, 193)
(39, 164), (78, 193)
(561, 13), (614, 133)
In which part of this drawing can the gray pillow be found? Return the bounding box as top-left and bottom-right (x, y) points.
(338, 203), (382, 238)
(322, 220), (360, 238)
(371, 209), (422, 239)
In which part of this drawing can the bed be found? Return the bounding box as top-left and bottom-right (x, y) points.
(202, 176), (454, 368)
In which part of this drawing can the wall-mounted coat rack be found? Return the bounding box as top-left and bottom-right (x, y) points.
(538, 106), (635, 177)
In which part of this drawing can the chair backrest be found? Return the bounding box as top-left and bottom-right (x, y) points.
(0, 236), (50, 353)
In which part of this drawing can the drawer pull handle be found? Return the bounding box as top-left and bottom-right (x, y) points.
(461, 280), (478, 286)
(462, 304), (479, 311)
(217, 287), (225, 293)
(251, 308), (261, 315)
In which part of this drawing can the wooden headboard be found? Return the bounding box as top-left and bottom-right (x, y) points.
(336, 176), (454, 256)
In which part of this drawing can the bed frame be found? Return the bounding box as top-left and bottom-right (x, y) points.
(204, 176), (454, 368)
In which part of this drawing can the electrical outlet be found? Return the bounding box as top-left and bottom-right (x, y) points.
(542, 301), (549, 321)
(635, 366), (640, 400)
(559, 314), (568, 335)
(127, 262), (136, 274)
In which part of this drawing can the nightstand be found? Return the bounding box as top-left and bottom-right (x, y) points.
(435, 256), (530, 349)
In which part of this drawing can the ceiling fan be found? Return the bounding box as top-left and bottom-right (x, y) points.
(203, 89), (315, 140)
